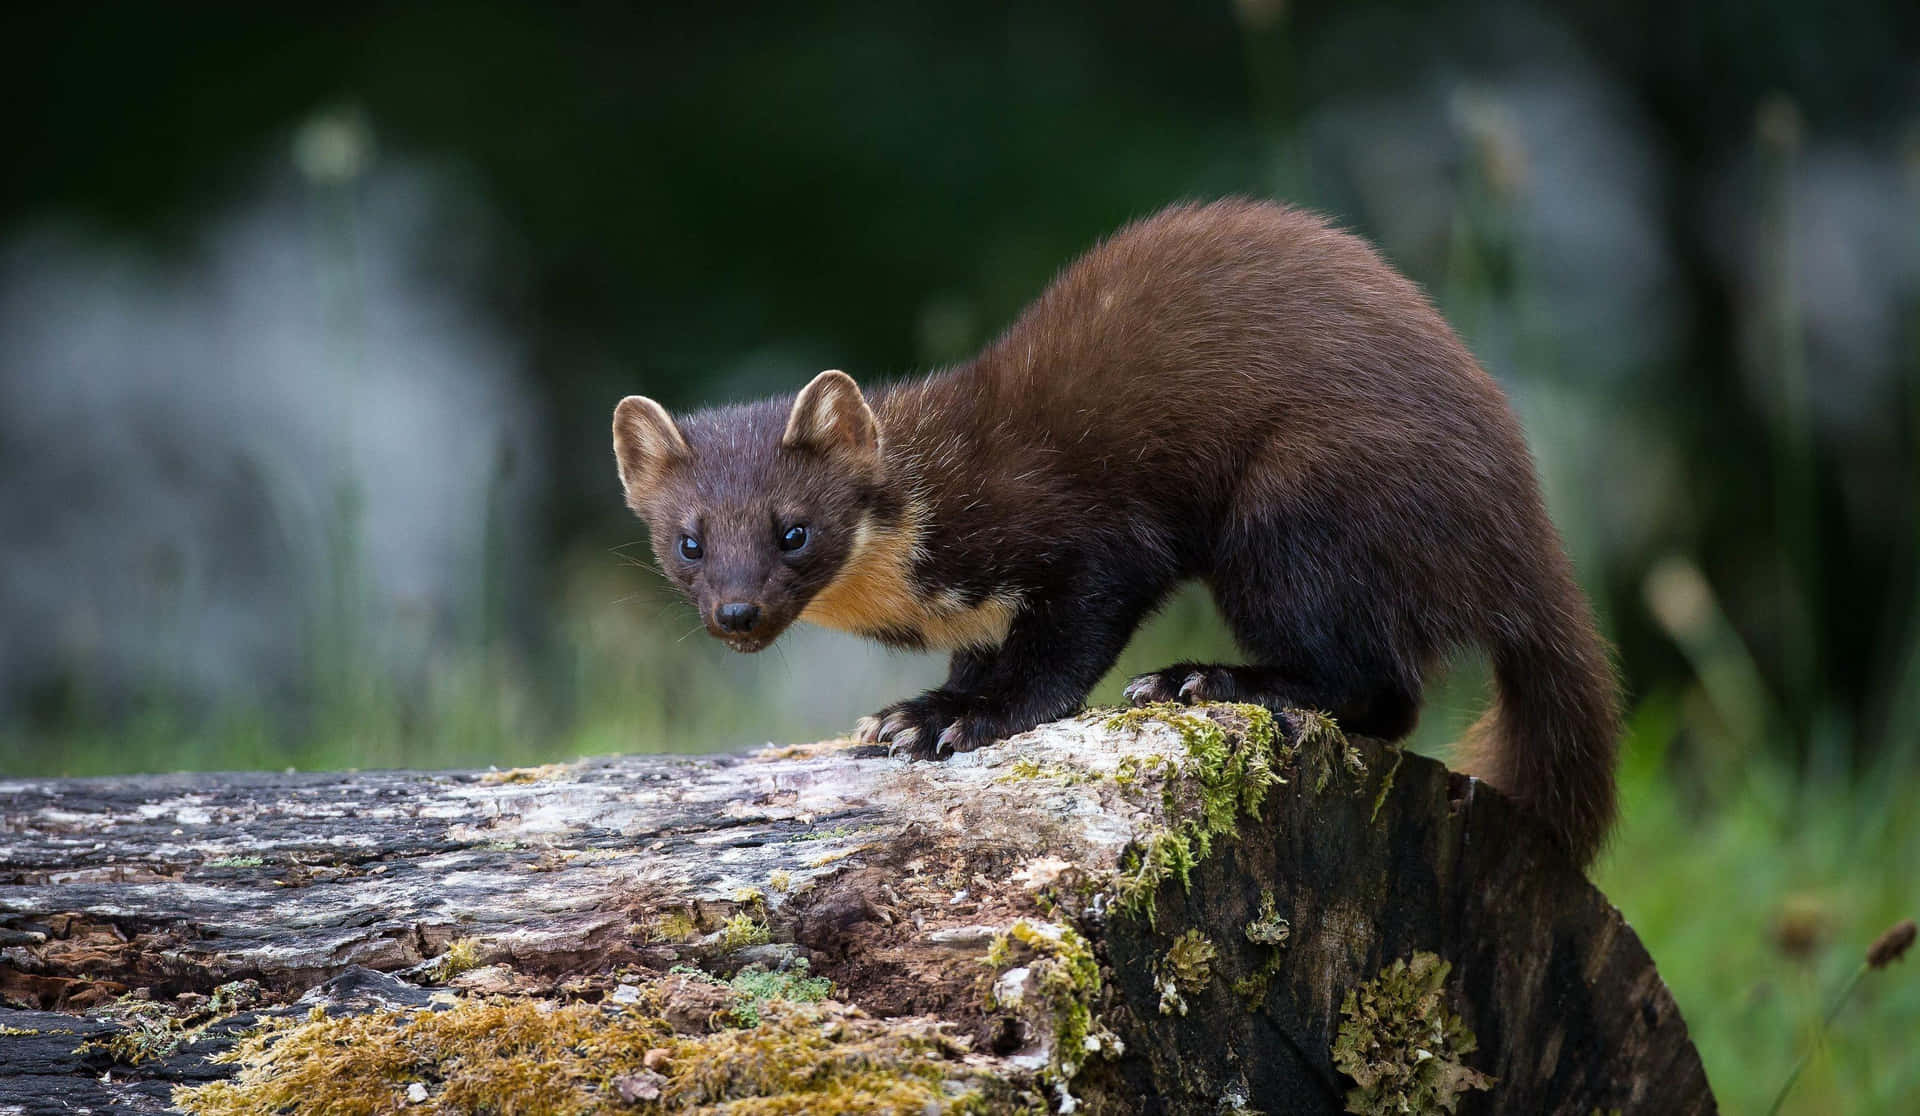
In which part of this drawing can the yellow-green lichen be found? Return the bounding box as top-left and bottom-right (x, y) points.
(1105, 704), (1284, 924)
(429, 938), (482, 983)
(766, 870), (792, 894)
(174, 994), (1002, 1115)
(1156, 930), (1219, 1016)
(1331, 952), (1493, 1115)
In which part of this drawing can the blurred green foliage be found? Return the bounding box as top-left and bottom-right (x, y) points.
(2, 3), (1917, 1111)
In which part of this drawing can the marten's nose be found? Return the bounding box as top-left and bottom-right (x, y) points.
(716, 602), (761, 633)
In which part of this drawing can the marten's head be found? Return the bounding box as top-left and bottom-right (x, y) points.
(612, 370), (889, 653)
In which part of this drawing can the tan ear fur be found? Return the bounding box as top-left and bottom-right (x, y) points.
(782, 370), (880, 462)
(612, 395), (692, 507)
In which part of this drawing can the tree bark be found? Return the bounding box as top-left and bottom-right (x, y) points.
(0, 705), (1714, 1114)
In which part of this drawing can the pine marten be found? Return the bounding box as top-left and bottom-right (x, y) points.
(612, 199), (1619, 865)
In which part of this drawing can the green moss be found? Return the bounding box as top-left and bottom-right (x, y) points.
(1156, 930), (1219, 1016)
(1331, 952), (1493, 1115)
(175, 995), (1003, 1115)
(725, 964), (833, 1028)
(1113, 830), (1200, 923)
(1370, 749), (1403, 824)
(649, 909), (698, 943)
(429, 938), (482, 982)
(1006, 757), (1046, 780)
(1104, 704), (1285, 924)
(766, 870), (792, 894)
(715, 913), (771, 953)
(668, 961), (834, 1028)
(984, 920), (1113, 1086)
(1230, 952), (1285, 1008)
(1291, 709), (1365, 794)
(1110, 750), (1174, 791)
(998, 757), (1089, 784)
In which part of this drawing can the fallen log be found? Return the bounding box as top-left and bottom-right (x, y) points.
(0, 704), (1714, 1114)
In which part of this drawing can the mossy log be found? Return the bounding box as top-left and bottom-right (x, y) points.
(0, 705), (1714, 1114)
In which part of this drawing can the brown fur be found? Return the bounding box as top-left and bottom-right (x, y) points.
(613, 199), (1621, 865)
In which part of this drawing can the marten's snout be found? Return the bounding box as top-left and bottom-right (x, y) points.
(715, 602), (762, 634)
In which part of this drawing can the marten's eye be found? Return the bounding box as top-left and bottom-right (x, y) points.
(678, 534), (703, 561)
(779, 524), (810, 552)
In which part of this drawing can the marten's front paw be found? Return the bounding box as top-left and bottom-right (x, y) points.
(855, 694), (1004, 759)
(1124, 663), (1244, 705)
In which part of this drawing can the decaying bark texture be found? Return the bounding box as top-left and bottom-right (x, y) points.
(0, 705), (1714, 1114)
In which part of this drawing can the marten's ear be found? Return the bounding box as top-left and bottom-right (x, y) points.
(612, 395), (692, 509)
(782, 370), (880, 464)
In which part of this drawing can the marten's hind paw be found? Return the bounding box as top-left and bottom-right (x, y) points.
(1125, 663), (1246, 706)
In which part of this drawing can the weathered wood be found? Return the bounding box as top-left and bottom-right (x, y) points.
(0, 705), (1713, 1114)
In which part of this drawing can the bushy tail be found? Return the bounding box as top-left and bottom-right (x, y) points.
(1460, 576), (1621, 868)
